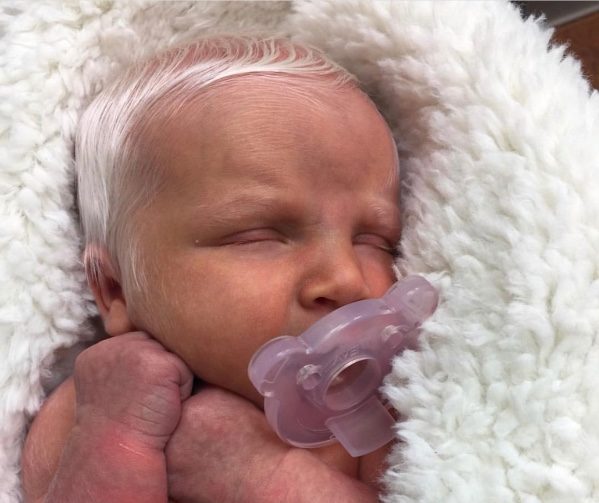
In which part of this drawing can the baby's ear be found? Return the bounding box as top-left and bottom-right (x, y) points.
(84, 244), (136, 337)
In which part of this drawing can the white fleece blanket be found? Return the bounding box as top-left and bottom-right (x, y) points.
(2, 1), (599, 502)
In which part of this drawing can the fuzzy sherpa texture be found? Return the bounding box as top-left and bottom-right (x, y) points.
(2, 1), (599, 502)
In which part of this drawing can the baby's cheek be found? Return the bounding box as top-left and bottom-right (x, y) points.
(357, 253), (396, 295)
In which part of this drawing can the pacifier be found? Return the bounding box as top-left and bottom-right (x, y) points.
(248, 275), (438, 457)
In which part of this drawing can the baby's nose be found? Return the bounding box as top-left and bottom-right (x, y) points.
(299, 245), (371, 311)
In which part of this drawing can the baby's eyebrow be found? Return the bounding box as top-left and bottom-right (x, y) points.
(363, 203), (401, 232)
(189, 192), (401, 232)
(192, 193), (292, 224)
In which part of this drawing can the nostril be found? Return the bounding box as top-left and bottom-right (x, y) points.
(314, 297), (338, 311)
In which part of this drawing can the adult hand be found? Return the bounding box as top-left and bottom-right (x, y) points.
(165, 386), (378, 503)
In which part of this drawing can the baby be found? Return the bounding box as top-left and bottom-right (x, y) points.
(21, 36), (402, 502)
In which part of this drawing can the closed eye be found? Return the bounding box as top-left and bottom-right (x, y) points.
(354, 233), (399, 256)
(220, 228), (286, 246)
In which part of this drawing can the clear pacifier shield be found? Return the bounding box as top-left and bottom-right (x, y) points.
(248, 275), (438, 457)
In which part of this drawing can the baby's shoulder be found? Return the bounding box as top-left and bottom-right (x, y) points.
(21, 377), (76, 502)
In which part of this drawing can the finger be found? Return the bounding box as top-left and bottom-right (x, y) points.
(122, 332), (193, 398)
(164, 352), (194, 401)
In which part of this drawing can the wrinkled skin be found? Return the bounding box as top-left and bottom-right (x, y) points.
(22, 76), (399, 503)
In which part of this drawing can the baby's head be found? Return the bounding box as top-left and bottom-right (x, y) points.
(76, 36), (401, 404)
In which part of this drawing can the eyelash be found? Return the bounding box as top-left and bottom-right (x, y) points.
(222, 229), (398, 256)
(222, 229), (285, 246)
(354, 234), (399, 257)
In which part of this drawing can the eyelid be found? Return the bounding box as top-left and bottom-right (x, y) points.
(221, 228), (284, 245)
(354, 233), (398, 253)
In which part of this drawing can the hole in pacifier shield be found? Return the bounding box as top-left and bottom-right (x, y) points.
(324, 358), (379, 411)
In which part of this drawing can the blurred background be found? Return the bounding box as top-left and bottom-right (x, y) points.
(515, 1), (599, 89)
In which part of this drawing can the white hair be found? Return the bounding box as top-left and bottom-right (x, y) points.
(75, 35), (358, 292)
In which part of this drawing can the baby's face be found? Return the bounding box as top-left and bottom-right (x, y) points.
(125, 78), (400, 405)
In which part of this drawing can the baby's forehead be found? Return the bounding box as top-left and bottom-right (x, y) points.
(155, 70), (359, 119)
(142, 72), (383, 164)
(143, 81), (397, 203)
